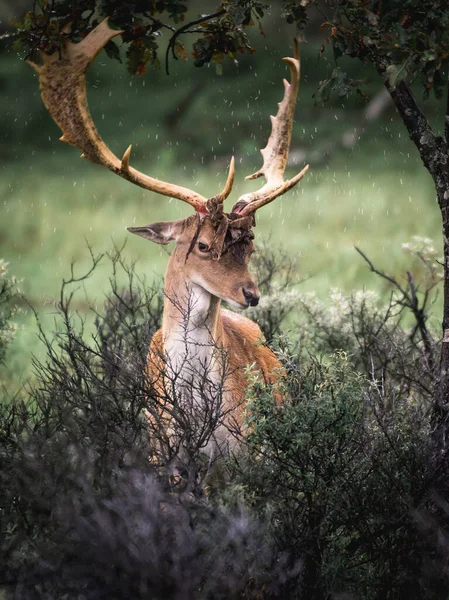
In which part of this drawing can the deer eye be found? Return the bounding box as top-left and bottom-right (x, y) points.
(198, 242), (209, 253)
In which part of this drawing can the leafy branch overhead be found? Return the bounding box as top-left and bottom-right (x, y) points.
(12, 1), (449, 97)
(11, 0), (308, 75)
(316, 0), (449, 100)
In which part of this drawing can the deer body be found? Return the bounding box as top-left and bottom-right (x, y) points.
(146, 216), (279, 450)
(150, 307), (278, 441)
(31, 19), (308, 452)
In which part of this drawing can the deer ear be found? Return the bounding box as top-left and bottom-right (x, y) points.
(126, 220), (183, 245)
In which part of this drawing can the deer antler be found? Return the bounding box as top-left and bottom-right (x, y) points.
(28, 19), (211, 214)
(215, 155), (235, 204)
(232, 39), (309, 217)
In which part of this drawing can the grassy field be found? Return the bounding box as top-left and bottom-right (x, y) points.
(0, 23), (444, 388)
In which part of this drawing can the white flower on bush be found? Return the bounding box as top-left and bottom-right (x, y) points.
(245, 283), (302, 327)
(401, 235), (443, 281)
(330, 289), (380, 335)
(0, 259), (20, 288)
(0, 322), (18, 347)
(296, 287), (396, 355)
(249, 283), (302, 313)
(0, 259), (9, 279)
(401, 236), (437, 258)
(0, 259), (19, 352)
(300, 288), (380, 328)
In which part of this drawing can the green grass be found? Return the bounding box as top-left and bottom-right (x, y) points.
(0, 29), (444, 388)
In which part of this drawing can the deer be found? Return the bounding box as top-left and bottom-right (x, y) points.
(29, 19), (309, 458)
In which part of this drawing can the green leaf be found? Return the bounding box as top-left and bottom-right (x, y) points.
(126, 41), (146, 75)
(104, 40), (121, 63)
(174, 40), (188, 61)
(12, 38), (25, 54)
(333, 40), (344, 60)
(22, 12), (33, 32)
(313, 68), (365, 104)
(230, 6), (247, 25)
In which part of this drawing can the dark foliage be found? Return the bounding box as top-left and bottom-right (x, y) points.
(1, 244), (449, 598)
(4, 465), (277, 599)
(237, 352), (434, 599)
(10, 1), (307, 75)
(0, 248), (282, 598)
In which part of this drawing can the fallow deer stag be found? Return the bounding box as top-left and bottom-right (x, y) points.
(29, 19), (309, 454)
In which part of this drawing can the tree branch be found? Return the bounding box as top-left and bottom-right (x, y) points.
(355, 247), (408, 297)
(165, 9), (226, 75)
(356, 246), (437, 373)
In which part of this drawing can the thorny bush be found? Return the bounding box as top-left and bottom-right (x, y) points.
(1, 242), (449, 599)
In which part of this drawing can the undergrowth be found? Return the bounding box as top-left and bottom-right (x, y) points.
(0, 244), (448, 599)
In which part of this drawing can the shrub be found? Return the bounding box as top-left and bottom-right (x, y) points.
(297, 287), (436, 407)
(0, 249), (282, 599)
(233, 349), (432, 599)
(0, 242), (448, 599)
(296, 236), (441, 409)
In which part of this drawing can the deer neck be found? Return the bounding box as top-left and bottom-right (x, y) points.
(162, 256), (224, 371)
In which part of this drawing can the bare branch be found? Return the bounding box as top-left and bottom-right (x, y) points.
(164, 9), (226, 75)
(355, 246), (408, 297)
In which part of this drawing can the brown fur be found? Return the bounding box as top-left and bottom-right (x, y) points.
(130, 213), (283, 449)
(148, 308), (280, 433)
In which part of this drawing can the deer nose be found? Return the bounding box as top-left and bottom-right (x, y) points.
(243, 288), (260, 307)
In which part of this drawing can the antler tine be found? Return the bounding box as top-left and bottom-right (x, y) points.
(232, 39), (309, 217)
(216, 156), (235, 203)
(29, 19), (208, 214)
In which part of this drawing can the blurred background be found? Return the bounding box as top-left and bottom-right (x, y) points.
(0, 1), (443, 385)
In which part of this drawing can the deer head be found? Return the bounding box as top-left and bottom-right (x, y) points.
(29, 19), (309, 310)
(128, 213), (258, 309)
